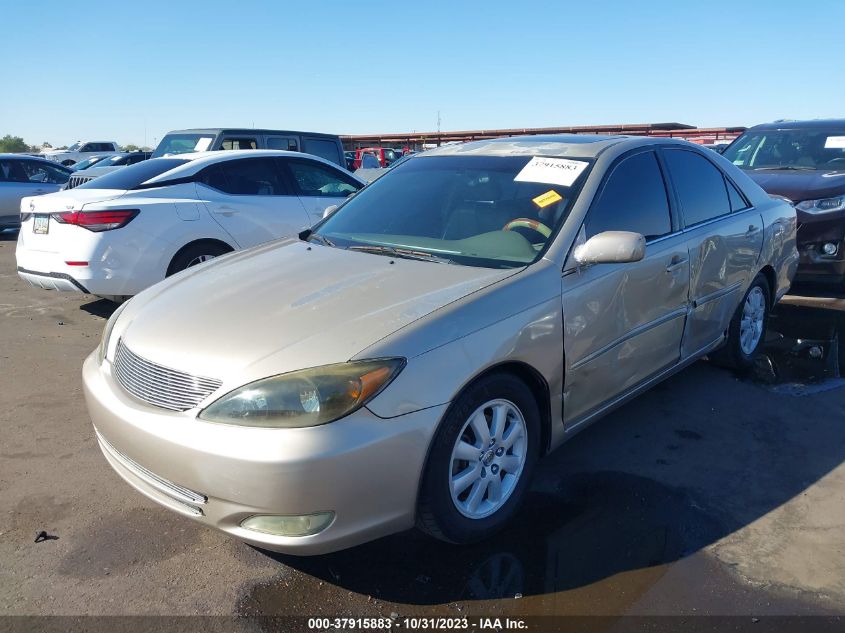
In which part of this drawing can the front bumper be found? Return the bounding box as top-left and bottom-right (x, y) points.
(82, 351), (445, 555)
(795, 215), (845, 282)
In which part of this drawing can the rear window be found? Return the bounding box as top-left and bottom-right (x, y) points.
(76, 159), (189, 190)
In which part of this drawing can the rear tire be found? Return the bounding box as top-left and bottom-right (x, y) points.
(417, 372), (540, 544)
(714, 273), (771, 370)
(166, 242), (232, 276)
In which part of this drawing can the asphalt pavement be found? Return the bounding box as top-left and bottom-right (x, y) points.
(1, 228), (843, 628)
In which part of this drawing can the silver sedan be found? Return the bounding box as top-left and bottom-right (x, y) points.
(83, 135), (797, 554)
(0, 155), (71, 229)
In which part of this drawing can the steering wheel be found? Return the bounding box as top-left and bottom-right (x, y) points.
(503, 218), (553, 239)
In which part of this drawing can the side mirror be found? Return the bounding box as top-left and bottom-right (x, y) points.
(573, 231), (646, 265)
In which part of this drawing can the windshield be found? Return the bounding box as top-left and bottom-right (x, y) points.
(72, 156), (106, 171)
(312, 155), (591, 269)
(75, 158), (189, 190)
(723, 129), (845, 170)
(152, 133), (214, 158)
(66, 142), (81, 152)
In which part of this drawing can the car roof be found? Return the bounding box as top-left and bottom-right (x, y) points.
(0, 153), (64, 162)
(421, 134), (693, 159)
(143, 149), (364, 185)
(748, 119), (845, 131)
(164, 128), (340, 139)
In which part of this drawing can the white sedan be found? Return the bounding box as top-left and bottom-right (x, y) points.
(16, 150), (365, 300)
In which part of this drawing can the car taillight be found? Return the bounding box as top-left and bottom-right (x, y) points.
(50, 210), (139, 232)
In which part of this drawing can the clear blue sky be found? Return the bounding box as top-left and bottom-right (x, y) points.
(2, 0), (843, 147)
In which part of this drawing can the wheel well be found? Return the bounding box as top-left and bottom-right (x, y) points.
(61, 160), (75, 166)
(759, 265), (777, 307)
(166, 239), (234, 276)
(462, 361), (553, 457)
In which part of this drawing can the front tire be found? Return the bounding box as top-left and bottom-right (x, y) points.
(417, 372), (540, 544)
(717, 273), (771, 370)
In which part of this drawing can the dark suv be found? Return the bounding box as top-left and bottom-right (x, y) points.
(722, 119), (845, 283)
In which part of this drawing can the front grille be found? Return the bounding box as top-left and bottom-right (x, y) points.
(66, 174), (93, 189)
(112, 338), (222, 411)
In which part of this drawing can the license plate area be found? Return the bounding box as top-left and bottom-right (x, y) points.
(33, 215), (49, 234)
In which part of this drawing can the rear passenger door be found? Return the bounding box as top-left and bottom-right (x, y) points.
(661, 148), (763, 358)
(195, 157), (310, 248)
(562, 149), (690, 424)
(278, 158), (362, 225)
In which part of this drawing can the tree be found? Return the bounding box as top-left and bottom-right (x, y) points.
(0, 135), (29, 153)
(123, 143), (140, 152)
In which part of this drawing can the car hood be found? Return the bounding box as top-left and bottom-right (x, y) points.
(746, 169), (845, 202)
(114, 239), (519, 387)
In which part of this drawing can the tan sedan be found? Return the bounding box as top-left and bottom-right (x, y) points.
(83, 135), (797, 554)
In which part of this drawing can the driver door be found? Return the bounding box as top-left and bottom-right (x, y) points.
(561, 149), (690, 426)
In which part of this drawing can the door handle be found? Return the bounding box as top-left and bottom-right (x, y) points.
(665, 255), (688, 273)
(214, 206), (238, 217)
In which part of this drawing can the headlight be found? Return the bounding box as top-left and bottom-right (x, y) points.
(198, 359), (405, 428)
(796, 196), (845, 214)
(97, 300), (130, 364)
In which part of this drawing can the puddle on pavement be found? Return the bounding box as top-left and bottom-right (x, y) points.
(237, 471), (727, 618)
(752, 304), (845, 395)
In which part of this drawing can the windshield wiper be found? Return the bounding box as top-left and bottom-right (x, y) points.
(754, 166), (815, 171)
(308, 232), (336, 247)
(347, 245), (453, 264)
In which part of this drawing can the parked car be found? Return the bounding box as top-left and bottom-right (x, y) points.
(354, 151), (415, 183)
(16, 150), (364, 300)
(721, 119), (845, 284)
(66, 152), (153, 189)
(344, 151), (356, 171)
(42, 141), (121, 166)
(83, 135), (796, 555)
(0, 155), (71, 230)
(152, 128), (346, 168)
(351, 147), (402, 169)
(71, 155), (120, 171)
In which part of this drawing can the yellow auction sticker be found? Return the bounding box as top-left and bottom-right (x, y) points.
(532, 190), (563, 208)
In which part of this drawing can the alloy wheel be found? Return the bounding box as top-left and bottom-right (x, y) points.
(449, 399), (528, 519)
(740, 286), (766, 355)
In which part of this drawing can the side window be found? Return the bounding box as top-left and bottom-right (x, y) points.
(198, 158), (288, 195)
(267, 137), (299, 151)
(22, 161), (70, 184)
(726, 178), (750, 212)
(80, 144), (95, 152)
(282, 159), (361, 198)
(301, 138), (341, 165)
(220, 137), (258, 150)
(585, 151), (672, 241)
(0, 159), (31, 183)
(663, 149), (731, 226)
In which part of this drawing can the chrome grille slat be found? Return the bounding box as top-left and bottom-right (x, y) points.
(66, 175), (93, 189)
(112, 339), (222, 411)
(97, 433), (207, 506)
